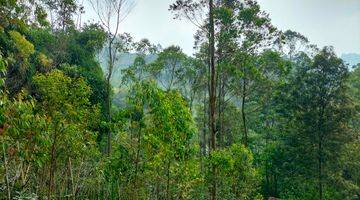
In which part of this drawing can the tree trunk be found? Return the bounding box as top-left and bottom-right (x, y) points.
(208, 0), (217, 199)
(106, 40), (114, 155)
(217, 71), (222, 148)
(318, 125), (323, 200)
(200, 90), (207, 173)
(48, 124), (59, 200)
(241, 74), (248, 147)
(134, 124), (142, 197)
(208, 0), (216, 153)
(318, 98), (325, 200)
(166, 160), (171, 200)
(68, 157), (75, 199)
(2, 141), (11, 200)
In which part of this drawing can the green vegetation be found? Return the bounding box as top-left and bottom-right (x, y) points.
(0, 0), (358, 199)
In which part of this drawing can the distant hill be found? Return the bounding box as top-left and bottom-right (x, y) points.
(97, 52), (157, 87)
(96, 52), (360, 87)
(341, 53), (360, 67)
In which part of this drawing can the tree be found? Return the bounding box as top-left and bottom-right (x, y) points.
(89, 0), (135, 154)
(148, 45), (188, 91)
(0, 52), (9, 199)
(348, 64), (360, 104)
(230, 0), (277, 147)
(170, 0), (217, 197)
(32, 70), (100, 198)
(1, 1), (359, 199)
(4, 30), (35, 96)
(121, 38), (159, 87)
(275, 30), (309, 60)
(44, 0), (78, 30)
(207, 144), (262, 199)
(275, 47), (356, 199)
(104, 81), (199, 199)
(340, 64), (360, 199)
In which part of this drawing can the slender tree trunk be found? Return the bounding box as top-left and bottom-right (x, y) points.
(217, 71), (222, 148)
(318, 119), (324, 200)
(2, 141), (11, 200)
(106, 40), (114, 155)
(166, 160), (171, 200)
(265, 136), (269, 196)
(318, 98), (325, 200)
(155, 169), (161, 199)
(168, 62), (176, 91)
(200, 90), (207, 172)
(318, 139), (323, 200)
(48, 124), (59, 200)
(219, 74), (226, 147)
(134, 124), (142, 197)
(17, 142), (27, 186)
(217, 42), (226, 148)
(209, 0), (216, 153)
(68, 157), (75, 199)
(208, 0), (217, 199)
(274, 172), (278, 196)
(241, 74), (248, 147)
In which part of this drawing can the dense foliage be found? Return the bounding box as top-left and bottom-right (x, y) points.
(0, 0), (358, 199)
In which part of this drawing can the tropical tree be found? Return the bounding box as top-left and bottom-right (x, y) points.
(32, 70), (100, 198)
(275, 47), (356, 199)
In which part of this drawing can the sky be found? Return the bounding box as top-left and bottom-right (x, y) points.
(83, 0), (360, 56)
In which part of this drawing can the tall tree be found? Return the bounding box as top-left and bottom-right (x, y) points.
(32, 70), (100, 198)
(232, 0), (277, 147)
(276, 47), (356, 199)
(89, 0), (135, 154)
(44, 0), (78, 30)
(170, 1), (217, 198)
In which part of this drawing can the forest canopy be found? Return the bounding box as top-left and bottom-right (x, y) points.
(0, 0), (359, 199)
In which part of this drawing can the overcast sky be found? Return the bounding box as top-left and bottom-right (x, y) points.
(83, 0), (360, 56)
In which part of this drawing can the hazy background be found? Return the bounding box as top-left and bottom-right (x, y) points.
(83, 0), (360, 58)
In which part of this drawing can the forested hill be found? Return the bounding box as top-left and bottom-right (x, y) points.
(101, 52), (360, 87)
(97, 52), (157, 86)
(342, 53), (360, 67)
(0, 0), (359, 200)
